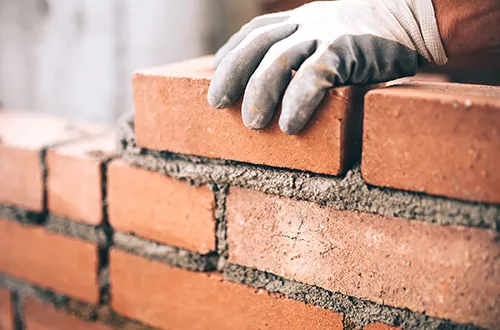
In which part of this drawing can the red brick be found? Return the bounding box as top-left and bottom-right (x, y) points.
(364, 323), (400, 330)
(133, 56), (365, 175)
(383, 73), (450, 87)
(24, 298), (112, 330)
(108, 160), (216, 253)
(0, 111), (106, 211)
(47, 131), (116, 225)
(110, 249), (343, 330)
(0, 289), (13, 330)
(362, 83), (500, 203)
(225, 187), (500, 329)
(0, 217), (99, 304)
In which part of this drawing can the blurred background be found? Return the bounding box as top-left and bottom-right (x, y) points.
(0, 0), (498, 124)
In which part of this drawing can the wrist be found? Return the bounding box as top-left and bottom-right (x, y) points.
(432, 0), (500, 57)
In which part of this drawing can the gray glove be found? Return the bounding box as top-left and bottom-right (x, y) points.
(208, 0), (447, 134)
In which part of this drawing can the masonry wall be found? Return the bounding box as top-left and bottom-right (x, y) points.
(0, 56), (499, 330)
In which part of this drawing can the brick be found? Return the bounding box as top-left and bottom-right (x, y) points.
(0, 111), (106, 211)
(47, 131), (116, 225)
(0, 289), (13, 330)
(24, 298), (112, 330)
(362, 82), (500, 203)
(133, 56), (365, 175)
(0, 217), (99, 303)
(225, 187), (500, 329)
(383, 73), (450, 87)
(364, 323), (400, 330)
(108, 160), (216, 253)
(110, 249), (343, 330)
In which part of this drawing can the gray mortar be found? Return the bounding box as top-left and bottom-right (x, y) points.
(113, 232), (218, 272)
(97, 157), (115, 305)
(45, 214), (107, 246)
(11, 291), (23, 330)
(214, 185), (229, 270)
(223, 264), (484, 330)
(0, 274), (159, 329)
(0, 204), (44, 225)
(118, 114), (500, 231)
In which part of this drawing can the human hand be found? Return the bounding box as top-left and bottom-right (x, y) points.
(208, 0), (447, 134)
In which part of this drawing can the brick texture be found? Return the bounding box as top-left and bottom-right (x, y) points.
(108, 160), (216, 253)
(364, 323), (400, 330)
(0, 218), (99, 304)
(225, 187), (500, 329)
(24, 298), (112, 330)
(362, 82), (500, 203)
(0, 111), (106, 211)
(110, 249), (343, 330)
(133, 56), (365, 175)
(47, 131), (116, 225)
(0, 289), (12, 330)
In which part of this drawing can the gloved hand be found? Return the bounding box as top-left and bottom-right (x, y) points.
(208, 0), (447, 134)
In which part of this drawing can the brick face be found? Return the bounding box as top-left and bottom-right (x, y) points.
(225, 187), (500, 329)
(47, 132), (115, 225)
(24, 298), (112, 330)
(362, 82), (500, 203)
(0, 146), (43, 212)
(133, 56), (365, 175)
(110, 249), (343, 330)
(0, 218), (99, 304)
(108, 160), (216, 253)
(0, 111), (107, 211)
(364, 323), (400, 330)
(0, 289), (12, 330)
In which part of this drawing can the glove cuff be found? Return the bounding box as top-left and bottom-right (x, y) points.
(385, 0), (448, 65)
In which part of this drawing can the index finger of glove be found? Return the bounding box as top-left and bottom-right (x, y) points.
(208, 23), (298, 109)
(213, 11), (291, 68)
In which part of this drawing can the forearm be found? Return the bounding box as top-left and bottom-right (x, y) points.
(432, 0), (500, 56)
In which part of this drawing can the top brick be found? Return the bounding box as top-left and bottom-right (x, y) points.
(133, 56), (365, 175)
(362, 83), (500, 204)
(0, 111), (106, 211)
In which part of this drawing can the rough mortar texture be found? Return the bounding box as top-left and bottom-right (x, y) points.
(113, 232), (218, 272)
(214, 185), (229, 269)
(45, 214), (107, 247)
(0, 204), (44, 225)
(223, 264), (483, 330)
(119, 114), (500, 231)
(0, 275), (159, 330)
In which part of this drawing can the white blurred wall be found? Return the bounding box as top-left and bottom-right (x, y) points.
(0, 0), (259, 123)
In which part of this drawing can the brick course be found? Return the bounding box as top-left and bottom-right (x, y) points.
(133, 56), (365, 175)
(0, 218), (99, 304)
(110, 249), (343, 330)
(226, 187), (500, 328)
(362, 82), (500, 203)
(0, 111), (106, 211)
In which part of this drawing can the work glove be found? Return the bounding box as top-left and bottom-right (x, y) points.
(207, 0), (447, 134)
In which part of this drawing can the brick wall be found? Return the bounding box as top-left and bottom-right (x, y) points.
(0, 56), (499, 330)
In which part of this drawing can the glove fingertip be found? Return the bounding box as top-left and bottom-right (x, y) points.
(207, 94), (231, 109)
(279, 116), (302, 135)
(212, 52), (225, 69)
